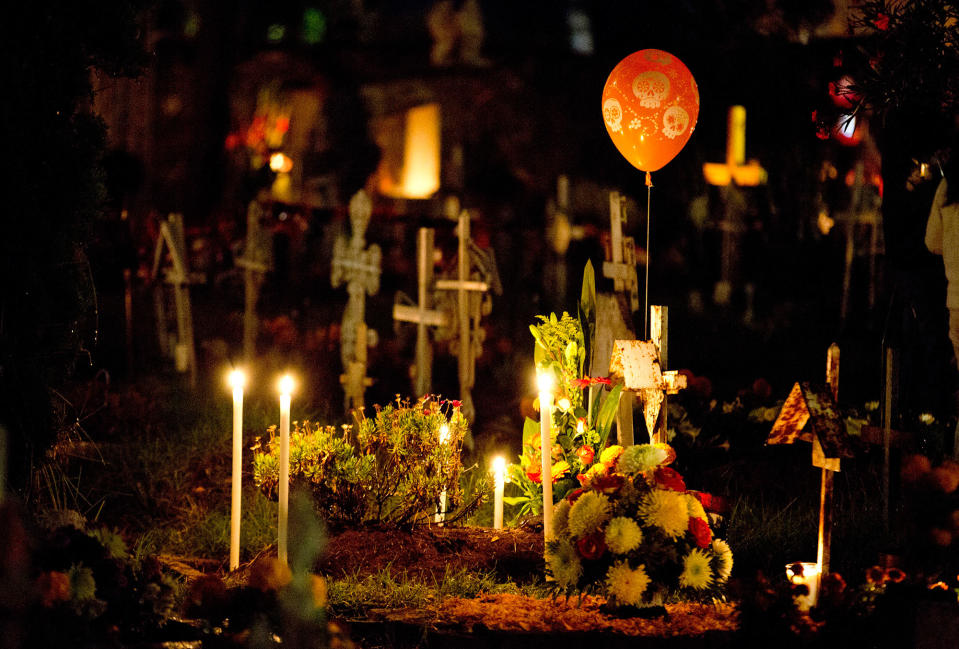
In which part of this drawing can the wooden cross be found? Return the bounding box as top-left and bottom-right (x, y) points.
(235, 200), (272, 364)
(767, 344), (854, 578)
(702, 106), (767, 308)
(545, 175), (586, 301)
(331, 190), (382, 412)
(434, 210), (493, 423)
(608, 305), (687, 445)
(601, 191), (640, 314)
(151, 213), (200, 388)
(393, 227), (449, 399)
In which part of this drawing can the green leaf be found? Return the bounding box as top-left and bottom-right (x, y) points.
(522, 417), (541, 447)
(596, 384), (624, 450)
(578, 261), (596, 372)
(502, 496), (531, 506)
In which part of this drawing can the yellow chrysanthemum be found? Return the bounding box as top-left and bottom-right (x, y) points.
(638, 489), (688, 539)
(712, 538), (733, 581)
(600, 445), (624, 467)
(679, 548), (714, 590)
(605, 561), (650, 606)
(553, 499), (571, 537)
(568, 491), (611, 537)
(605, 516), (643, 554)
(686, 494), (707, 521)
(547, 540), (583, 588)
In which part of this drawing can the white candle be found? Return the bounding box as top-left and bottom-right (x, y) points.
(786, 562), (821, 611)
(435, 423), (450, 524)
(278, 374), (294, 565)
(228, 369), (246, 571)
(492, 455), (506, 529)
(537, 371), (555, 540)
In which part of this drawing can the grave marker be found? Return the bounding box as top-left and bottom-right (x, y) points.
(151, 213), (199, 388)
(332, 190), (382, 412)
(393, 228), (448, 398)
(235, 201), (272, 364)
(767, 344), (853, 576)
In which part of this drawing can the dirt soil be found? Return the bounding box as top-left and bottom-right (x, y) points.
(320, 525), (545, 581)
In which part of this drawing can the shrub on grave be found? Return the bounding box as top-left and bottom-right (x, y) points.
(546, 443), (733, 607)
(252, 396), (484, 527)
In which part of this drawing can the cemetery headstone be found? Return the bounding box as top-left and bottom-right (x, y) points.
(331, 190), (382, 412)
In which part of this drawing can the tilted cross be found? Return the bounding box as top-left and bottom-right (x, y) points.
(331, 190), (382, 412)
(151, 212), (200, 388)
(235, 200), (272, 363)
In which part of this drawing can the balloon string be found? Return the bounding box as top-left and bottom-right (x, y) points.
(644, 172), (652, 339)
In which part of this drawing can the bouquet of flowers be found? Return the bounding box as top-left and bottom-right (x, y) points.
(546, 442), (733, 607)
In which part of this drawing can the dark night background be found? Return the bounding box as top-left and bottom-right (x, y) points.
(2, 0), (958, 489)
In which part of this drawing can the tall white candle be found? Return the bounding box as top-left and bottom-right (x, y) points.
(228, 369), (246, 571)
(492, 455), (506, 529)
(435, 423), (450, 524)
(537, 372), (554, 540)
(278, 374), (294, 565)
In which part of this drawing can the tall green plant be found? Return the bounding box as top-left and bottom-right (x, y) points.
(506, 264), (623, 519)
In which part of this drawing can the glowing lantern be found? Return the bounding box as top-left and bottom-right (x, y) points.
(377, 103), (441, 199)
(270, 152), (294, 173)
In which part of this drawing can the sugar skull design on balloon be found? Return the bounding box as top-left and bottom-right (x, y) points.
(662, 105), (690, 140)
(603, 98), (623, 133)
(602, 49), (698, 173)
(632, 71), (670, 109)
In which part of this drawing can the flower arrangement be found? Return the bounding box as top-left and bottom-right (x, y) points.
(506, 263), (624, 516)
(545, 442), (733, 607)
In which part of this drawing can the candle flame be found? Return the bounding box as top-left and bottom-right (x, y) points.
(491, 455), (507, 476)
(536, 371), (554, 394)
(278, 374), (295, 396)
(228, 369), (247, 390)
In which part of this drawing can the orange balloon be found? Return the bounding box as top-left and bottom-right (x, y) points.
(602, 49), (700, 173)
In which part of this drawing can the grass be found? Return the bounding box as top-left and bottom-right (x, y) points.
(326, 566), (551, 617)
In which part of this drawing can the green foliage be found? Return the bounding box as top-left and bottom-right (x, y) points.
(253, 396), (484, 527)
(507, 264), (623, 520)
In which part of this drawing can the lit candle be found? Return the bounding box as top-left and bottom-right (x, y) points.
(786, 562), (821, 611)
(537, 371), (555, 540)
(278, 374), (294, 565)
(435, 422), (450, 524)
(492, 455), (507, 529)
(228, 369), (246, 571)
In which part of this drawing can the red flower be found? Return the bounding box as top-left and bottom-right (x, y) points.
(566, 487), (585, 504)
(592, 376), (612, 386)
(576, 473), (590, 487)
(576, 446), (595, 465)
(752, 378), (772, 401)
(526, 467), (542, 483)
(449, 399), (462, 408)
(591, 474), (625, 495)
(571, 378), (591, 389)
(575, 532), (607, 560)
(654, 467), (686, 492)
(688, 517), (712, 548)
(873, 13), (889, 31)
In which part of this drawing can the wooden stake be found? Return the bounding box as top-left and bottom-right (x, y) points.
(416, 228), (435, 398)
(650, 305), (668, 444)
(818, 343), (840, 576)
(457, 212), (473, 417)
(882, 347), (896, 532)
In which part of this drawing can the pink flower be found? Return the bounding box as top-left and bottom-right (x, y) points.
(592, 376), (612, 386)
(873, 13), (889, 31)
(571, 378), (592, 389)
